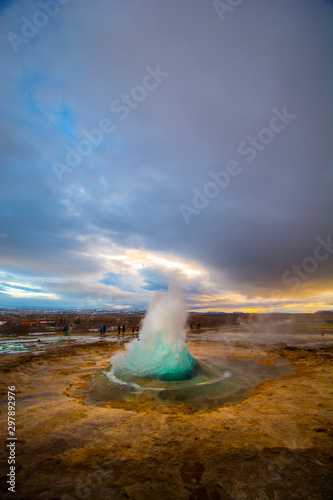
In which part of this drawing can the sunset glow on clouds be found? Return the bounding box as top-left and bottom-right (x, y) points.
(0, 0), (332, 312)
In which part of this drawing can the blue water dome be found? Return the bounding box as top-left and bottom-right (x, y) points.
(111, 282), (197, 381)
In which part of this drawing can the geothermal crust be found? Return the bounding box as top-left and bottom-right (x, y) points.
(0, 335), (332, 500)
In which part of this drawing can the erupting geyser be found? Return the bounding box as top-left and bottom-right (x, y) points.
(88, 284), (292, 410)
(111, 282), (197, 381)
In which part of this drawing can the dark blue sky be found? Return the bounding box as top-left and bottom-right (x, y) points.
(0, 0), (332, 312)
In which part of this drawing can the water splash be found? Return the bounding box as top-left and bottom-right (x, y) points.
(111, 282), (197, 381)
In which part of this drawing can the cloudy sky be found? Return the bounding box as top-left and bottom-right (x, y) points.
(0, 0), (332, 312)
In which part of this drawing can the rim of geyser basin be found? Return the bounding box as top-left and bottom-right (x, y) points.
(81, 353), (293, 412)
(107, 359), (230, 389)
(84, 358), (253, 411)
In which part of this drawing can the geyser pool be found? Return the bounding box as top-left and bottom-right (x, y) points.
(89, 360), (241, 410)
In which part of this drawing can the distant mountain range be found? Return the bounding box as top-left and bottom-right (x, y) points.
(0, 307), (146, 316)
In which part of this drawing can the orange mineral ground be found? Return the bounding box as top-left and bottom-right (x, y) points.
(0, 323), (332, 499)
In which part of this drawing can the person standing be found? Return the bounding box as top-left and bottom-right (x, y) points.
(100, 324), (103, 336)
(117, 325), (121, 335)
(122, 325), (125, 334)
(102, 324), (106, 336)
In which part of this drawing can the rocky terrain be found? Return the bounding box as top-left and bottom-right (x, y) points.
(0, 323), (332, 499)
